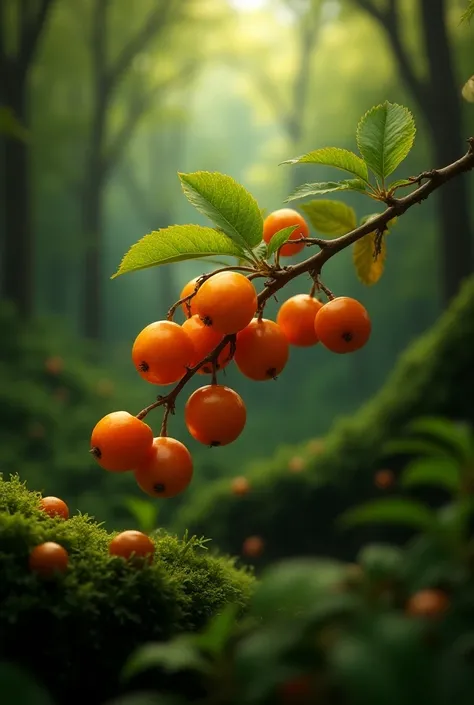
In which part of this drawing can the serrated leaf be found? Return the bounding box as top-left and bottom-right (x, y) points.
(300, 199), (356, 236)
(400, 457), (461, 493)
(338, 498), (436, 530)
(281, 147), (369, 182)
(179, 171), (263, 249)
(285, 178), (367, 203)
(353, 231), (386, 286)
(357, 102), (416, 180)
(0, 107), (29, 142)
(462, 75), (474, 102)
(112, 225), (248, 278)
(266, 225), (299, 258)
(252, 241), (268, 261)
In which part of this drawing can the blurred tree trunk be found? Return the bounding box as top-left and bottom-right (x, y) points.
(353, 0), (473, 306)
(0, 0), (56, 318)
(81, 0), (193, 340)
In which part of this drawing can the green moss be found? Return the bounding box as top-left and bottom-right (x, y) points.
(0, 475), (254, 705)
(176, 276), (474, 564)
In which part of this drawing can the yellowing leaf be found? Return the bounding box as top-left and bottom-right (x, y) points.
(353, 232), (386, 285)
(462, 75), (474, 103)
(300, 200), (357, 236)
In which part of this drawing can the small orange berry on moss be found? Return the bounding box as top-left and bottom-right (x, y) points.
(40, 496), (69, 520)
(29, 542), (69, 578)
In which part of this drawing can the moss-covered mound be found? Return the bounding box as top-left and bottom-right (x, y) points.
(0, 475), (254, 705)
(176, 276), (474, 565)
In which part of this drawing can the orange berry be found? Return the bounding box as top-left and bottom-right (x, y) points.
(277, 294), (323, 347)
(29, 542), (69, 577)
(180, 276), (201, 318)
(182, 315), (232, 374)
(374, 469), (395, 490)
(40, 496), (69, 520)
(288, 456), (305, 473)
(195, 272), (257, 334)
(406, 589), (449, 618)
(134, 437), (193, 498)
(234, 318), (289, 381)
(314, 297), (371, 353)
(185, 385), (246, 447)
(132, 320), (195, 385)
(242, 535), (264, 558)
(90, 411), (154, 472)
(45, 355), (64, 375)
(109, 530), (155, 564)
(278, 675), (314, 704)
(263, 208), (309, 257)
(231, 476), (250, 496)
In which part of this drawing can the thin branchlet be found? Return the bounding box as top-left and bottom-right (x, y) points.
(136, 138), (474, 424)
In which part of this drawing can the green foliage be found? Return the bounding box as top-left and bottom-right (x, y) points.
(281, 146), (369, 181)
(339, 498), (436, 531)
(285, 178), (367, 203)
(179, 171), (263, 252)
(300, 199), (357, 236)
(461, 0), (474, 22)
(356, 102), (416, 182)
(112, 225), (246, 278)
(0, 475), (254, 705)
(0, 107), (29, 141)
(265, 225), (299, 258)
(176, 275), (474, 565)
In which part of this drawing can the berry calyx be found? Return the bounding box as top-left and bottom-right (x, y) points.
(185, 385), (246, 447)
(195, 271), (257, 334)
(277, 294), (323, 347)
(132, 320), (195, 385)
(90, 411), (153, 472)
(134, 437), (193, 498)
(39, 496), (69, 520)
(180, 276), (200, 318)
(314, 297), (371, 353)
(263, 208), (309, 257)
(234, 318), (289, 381)
(406, 589), (449, 618)
(109, 530), (155, 564)
(29, 542), (69, 577)
(182, 315), (232, 374)
(231, 476), (250, 496)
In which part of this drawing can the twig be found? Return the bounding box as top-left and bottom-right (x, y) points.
(136, 138), (474, 427)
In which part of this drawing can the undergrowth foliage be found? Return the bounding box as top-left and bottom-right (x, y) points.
(86, 101), (474, 504)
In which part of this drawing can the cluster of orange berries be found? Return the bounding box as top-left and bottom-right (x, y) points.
(89, 209), (372, 500)
(28, 496), (157, 578)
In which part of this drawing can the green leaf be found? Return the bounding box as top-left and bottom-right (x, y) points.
(462, 75), (474, 102)
(265, 225), (299, 258)
(193, 603), (239, 656)
(122, 637), (210, 681)
(0, 107), (29, 142)
(357, 544), (404, 581)
(284, 178), (367, 203)
(251, 558), (347, 619)
(112, 225), (249, 278)
(179, 171), (263, 249)
(405, 417), (473, 462)
(252, 241), (268, 261)
(382, 438), (452, 459)
(123, 497), (159, 534)
(388, 178), (414, 191)
(400, 457), (461, 493)
(461, 1), (474, 23)
(338, 498), (436, 531)
(0, 662), (54, 705)
(300, 199), (356, 236)
(356, 102), (416, 180)
(353, 231), (386, 286)
(281, 147), (369, 182)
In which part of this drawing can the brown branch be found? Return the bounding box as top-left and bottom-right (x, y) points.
(135, 137), (474, 423)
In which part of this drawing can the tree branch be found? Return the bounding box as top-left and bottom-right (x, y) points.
(352, 0), (429, 111)
(106, 0), (178, 91)
(20, 0), (56, 72)
(135, 138), (474, 421)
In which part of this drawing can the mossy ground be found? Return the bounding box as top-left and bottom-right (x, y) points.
(0, 475), (254, 705)
(176, 276), (474, 566)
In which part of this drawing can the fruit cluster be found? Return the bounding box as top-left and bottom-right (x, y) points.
(28, 496), (156, 577)
(90, 209), (371, 500)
